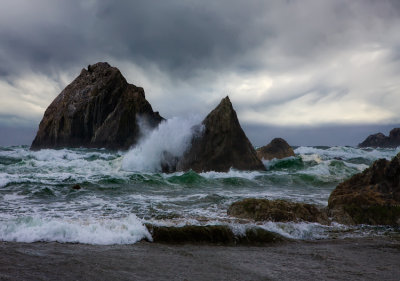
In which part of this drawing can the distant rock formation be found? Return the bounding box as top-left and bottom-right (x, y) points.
(175, 96), (266, 172)
(328, 152), (400, 225)
(228, 198), (329, 224)
(358, 128), (400, 148)
(31, 62), (163, 150)
(256, 138), (295, 160)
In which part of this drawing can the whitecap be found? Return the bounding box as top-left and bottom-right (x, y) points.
(0, 215), (151, 245)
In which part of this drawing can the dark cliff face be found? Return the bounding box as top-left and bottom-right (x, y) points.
(31, 62), (164, 150)
(256, 138), (295, 160)
(358, 128), (400, 148)
(328, 152), (400, 225)
(176, 96), (266, 172)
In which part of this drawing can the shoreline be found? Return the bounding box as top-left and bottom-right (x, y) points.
(1, 236), (399, 281)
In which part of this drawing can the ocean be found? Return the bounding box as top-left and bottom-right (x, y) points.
(1, 141), (399, 245)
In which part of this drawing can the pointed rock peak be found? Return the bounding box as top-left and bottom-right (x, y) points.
(176, 96), (265, 172)
(203, 96), (239, 130)
(221, 95), (231, 105)
(212, 96), (233, 112)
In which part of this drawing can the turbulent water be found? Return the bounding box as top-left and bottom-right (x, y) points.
(1, 143), (399, 245)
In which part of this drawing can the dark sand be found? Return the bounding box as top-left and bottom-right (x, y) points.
(1, 237), (399, 281)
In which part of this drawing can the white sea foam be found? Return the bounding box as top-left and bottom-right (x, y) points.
(0, 215), (151, 245)
(122, 115), (202, 172)
(199, 169), (263, 180)
(0, 173), (10, 188)
(3, 193), (26, 201)
(295, 146), (399, 161)
(258, 221), (331, 239)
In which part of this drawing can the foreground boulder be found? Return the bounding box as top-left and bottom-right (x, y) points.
(358, 128), (400, 148)
(228, 198), (329, 224)
(31, 62), (163, 150)
(175, 96), (265, 172)
(256, 138), (295, 160)
(328, 152), (400, 225)
(146, 224), (286, 244)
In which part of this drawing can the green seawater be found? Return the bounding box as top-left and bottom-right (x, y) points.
(0, 145), (399, 244)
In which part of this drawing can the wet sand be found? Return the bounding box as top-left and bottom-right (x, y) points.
(1, 237), (399, 281)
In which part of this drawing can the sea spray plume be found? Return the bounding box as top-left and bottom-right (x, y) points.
(122, 115), (203, 172)
(135, 114), (161, 141)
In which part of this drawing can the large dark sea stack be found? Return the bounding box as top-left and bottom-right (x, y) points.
(328, 152), (400, 225)
(256, 138), (295, 160)
(358, 128), (400, 148)
(176, 96), (265, 172)
(31, 62), (163, 150)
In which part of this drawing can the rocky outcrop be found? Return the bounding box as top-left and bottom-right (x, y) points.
(328, 152), (400, 225)
(228, 198), (329, 224)
(256, 138), (295, 160)
(31, 62), (163, 150)
(175, 96), (266, 172)
(358, 128), (400, 148)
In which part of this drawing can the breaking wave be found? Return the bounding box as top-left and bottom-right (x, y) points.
(122, 115), (202, 172)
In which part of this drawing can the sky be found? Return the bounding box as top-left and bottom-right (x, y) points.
(1, 0), (400, 146)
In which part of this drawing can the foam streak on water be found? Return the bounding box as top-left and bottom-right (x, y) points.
(0, 145), (399, 244)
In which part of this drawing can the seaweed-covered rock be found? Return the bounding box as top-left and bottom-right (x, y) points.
(328, 152), (400, 225)
(146, 224), (286, 245)
(358, 128), (400, 148)
(256, 138), (295, 160)
(176, 96), (265, 172)
(31, 62), (164, 150)
(228, 198), (329, 224)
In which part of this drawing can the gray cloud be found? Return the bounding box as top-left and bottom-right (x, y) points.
(1, 0), (400, 145)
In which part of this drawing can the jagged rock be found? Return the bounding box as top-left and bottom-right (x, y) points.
(256, 138), (295, 160)
(358, 128), (400, 148)
(176, 96), (265, 172)
(328, 152), (400, 225)
(31, 62), (163, 150)
(228, 198), (329, 224)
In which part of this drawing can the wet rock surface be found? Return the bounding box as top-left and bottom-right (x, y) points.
(358, 128), (400, 148)
(328, 152), (400, 225)
(176, 96), (265, 172)
(146, 224), (286, 245)
(228, 198), (329, 224)
(256, 138), (295, 160)
(31, 62), (163, 150)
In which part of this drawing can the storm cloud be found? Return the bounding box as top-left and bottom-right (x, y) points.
(1, 0), (400, 145)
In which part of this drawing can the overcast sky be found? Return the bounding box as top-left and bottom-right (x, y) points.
(1, 0), (400, 146)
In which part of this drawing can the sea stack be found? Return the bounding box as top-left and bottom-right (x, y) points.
(176, 96), (266, 172)
(358, 128), (400, 148)
(31, 62), (164, 150)
(256, 138), (295, 160)
(328, 152), (400, 225)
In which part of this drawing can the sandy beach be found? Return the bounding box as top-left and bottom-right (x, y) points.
(1, 236), (399, 281)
